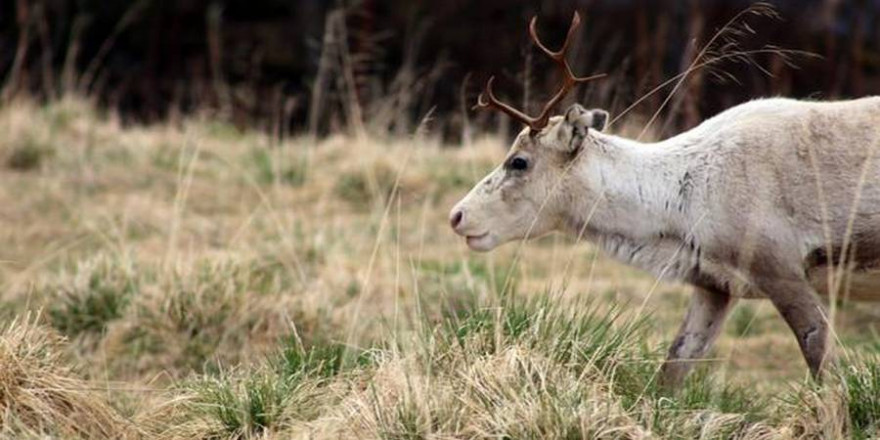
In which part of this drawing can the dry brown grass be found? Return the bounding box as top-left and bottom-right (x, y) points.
(0, 98), (877, 438)
(0, 314), (137, 439)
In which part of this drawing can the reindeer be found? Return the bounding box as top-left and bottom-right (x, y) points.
(449, 12), (880, 388)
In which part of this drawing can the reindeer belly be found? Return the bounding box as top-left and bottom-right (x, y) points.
(608, 235), (880, 301)
(684, 259), (880, 301)
(714, 268), (880, 301)
(808, 267), (880, 302)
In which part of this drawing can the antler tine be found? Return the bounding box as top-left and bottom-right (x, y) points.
(475, 12), (605, 132)
(474, 76), (539, 127)
(528, 12), (580, 60)
(529, 12), (601, 83)
(526, 12), (606, 130)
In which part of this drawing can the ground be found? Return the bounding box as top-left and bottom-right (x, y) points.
(0, 98), (877, 439)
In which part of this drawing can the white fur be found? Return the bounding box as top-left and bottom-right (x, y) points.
(559, 97), (880, 299)
(451, 96), (880, 385)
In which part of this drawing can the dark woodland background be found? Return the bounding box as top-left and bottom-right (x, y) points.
(2, 0), (879, 140)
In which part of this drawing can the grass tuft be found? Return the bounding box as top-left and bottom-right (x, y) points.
(46, 257), (137, 337)
(5, 135), (53, 171)
(189, 367), (308, 439)
(180, 339), (359, 438)
(440, 294), (650, 375)
(275, 337), (371, 379)
(0, 315), (133, 438)
(104, 259), (298, 377)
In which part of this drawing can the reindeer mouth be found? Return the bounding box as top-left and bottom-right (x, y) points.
(465, 233), (494, 252)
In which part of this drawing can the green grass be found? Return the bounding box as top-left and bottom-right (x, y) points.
(249, 147), (308, 187)
(419, 258), (517, 293)
(191, 368), (305, 439)
(274, 337), (373, 379)
(728, 303), (762, 337)
(841, 355), (880, 438)
(188, 338), (368, 438)
(440, 295), (648, 372)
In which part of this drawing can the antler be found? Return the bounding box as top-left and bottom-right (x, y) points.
(475, 12), (605, 132)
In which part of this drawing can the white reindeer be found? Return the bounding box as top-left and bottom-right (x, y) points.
(450, 12), (880, 387)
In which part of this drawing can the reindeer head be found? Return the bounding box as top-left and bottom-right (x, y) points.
(449, 12), (607, 251)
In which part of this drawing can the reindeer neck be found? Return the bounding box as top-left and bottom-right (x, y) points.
(565, 130), (702, 244)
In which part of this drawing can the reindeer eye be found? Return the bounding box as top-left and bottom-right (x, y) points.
(509, 157), (529, 171)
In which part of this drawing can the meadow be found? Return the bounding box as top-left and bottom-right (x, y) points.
(0, 97), (878, 439)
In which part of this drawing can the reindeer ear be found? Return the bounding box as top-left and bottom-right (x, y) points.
(565, 105), (608, 133)
(558, 105), (608, 153)
(588, 109), (608, 132)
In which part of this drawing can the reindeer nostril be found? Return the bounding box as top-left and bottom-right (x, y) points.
(450, 210), (464, 229)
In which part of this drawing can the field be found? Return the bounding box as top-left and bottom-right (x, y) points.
(0, 98), (878, 439)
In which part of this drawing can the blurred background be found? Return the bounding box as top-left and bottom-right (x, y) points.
(2, 0), (879, 140)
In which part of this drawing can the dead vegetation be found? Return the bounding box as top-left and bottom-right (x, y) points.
(0, 98), (877, 438)
(0, 314), (136, 439)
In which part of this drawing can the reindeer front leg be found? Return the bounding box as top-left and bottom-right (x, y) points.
(660, 287), (736, 389)
(751, 276), (831, 379)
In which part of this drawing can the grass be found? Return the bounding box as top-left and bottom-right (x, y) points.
(0, 98), (878, 438)
(727, 302), (762, 337)
(249, 147), (309, 187)
(5, 134), (53, 171)
(188, 368), (308, 438)
(334, 160), (400, 208)
(842, 355), (880, 437)
(0, 315), (134, 439)
(45, 256), (137, 337)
